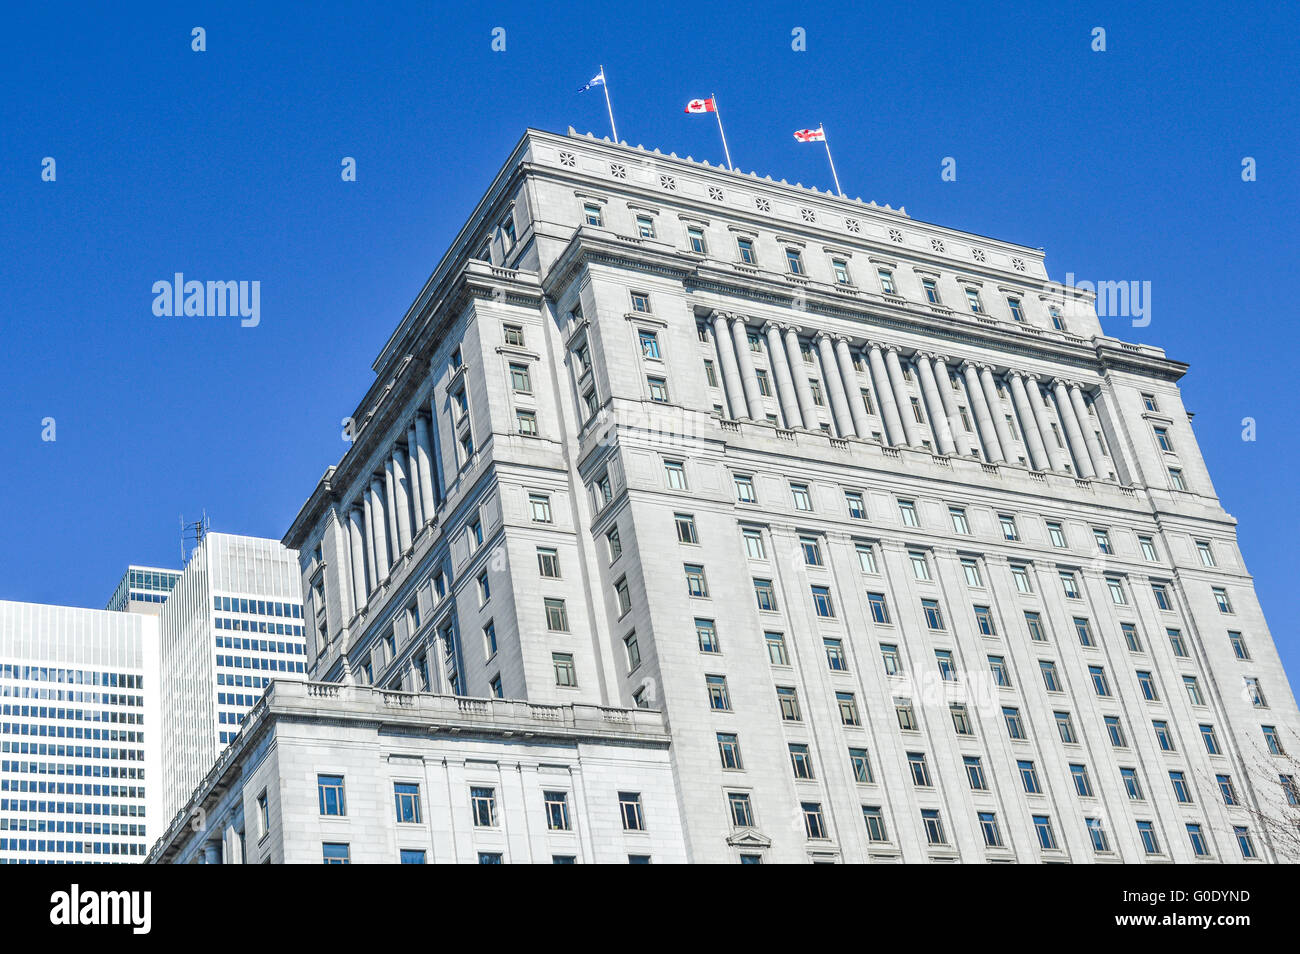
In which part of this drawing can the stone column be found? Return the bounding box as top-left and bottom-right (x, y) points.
(392, 446), (414, 554)
(816, 332), (855, 437)
(1007, 372), (1050, 471)
(369, 477), (391, 580)
(384, 458), (401, 567)
(406, 426), (424, 530)
(932, 357), (974, 456)
(1026, 375), (1070, 472)
(361, 488), (379, 588)
(884, 346), (922, 447)
(835, 337), (871, 439)
(348, 507), (368, 606)
(784, 326), (819, 430)
(916, 354), (956, 456)
(712, 312), (747, 419)
(980, 366), (1017, 463)
(1069, 385), (1107, 476)
(764, 322), (803, 429)
(866, 342), (905, 445)
(1053, 379), (1096, 478)
(961, 361), (1004, 463)
(730, 316), (764, 420)
(414, 414), (437, 522)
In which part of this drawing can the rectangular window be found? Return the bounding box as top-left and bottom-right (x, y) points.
(583, 203), (603, 226)
(727, 792), (755, 828)
(394, 782), (422, 824)
(706, 674), (731, 711)
(529, 493), (552, 523)
(1122, 622), (1143, 653)
(717, 732), (744, 770)
(1005, 708), (1026, 741)
(624, 631), (641, 671)
(949, 507), (971, 535)
(470, 786), (498, 827)
(791, 483), (813, 511)
(1011, 564), (1033, 594)
(754, 579), (778, 612)
(786, 248), (805, 274)
(685, 564), (709, 598)
(1056, 711), (1077, 744)
(632, 294), (653, 317)
(1047, 522), (1067, 548)
(1018, 759), (1041, 794)
(674, 512), (698, 544)
(1213, 587), (1233, 614)
(962, 558), (983, 587)
(1070, 764), (1094, 798)
(811, 585), (836, 618)
(922, 278), (940, 304)
(863, 807), (888, 842)
(509, 363), (532, 393)
(899, 499), (920, 527)
(544, 598), (569, 632)
(687, 226), (707, 254)
(647, 376), (669, 402)
(1139, 535), (1158, 561)
(867, 592), (891, 625)
(318, 775), (346, 816)
(965, 288), (983, 313)
(832, 258), (852, 284)
(824, 637), (847, 671)
(1196, 540), (1217, 567)
(908, 752), (932, 787)
(636, 215), (656, 238)
(619, 792), (646, 831)
(845, 491), (867, 519)
(910, 550), (932, 581)
(1060, 571), (1081, 600)
(999, 514), (1019, 541)
(789, 743), (814, 779)
(1008, 297), (1025, 322)
(665, 459), (687, 489)
(1025, 611), (1046, 642)
(802, 802), (827, 839)
(777, 686), (801, 722)
(856, 543), (879, 574)
(765, 631), (789, 666)
(544, 791), (572, 831)
(1229, 631), (1250, 660)
(837, 691), (861, 726)
(737, 237), (756, 263)
(1089, 665), (1111, 697)
(880, 643), (902, 676)
(921, 809), (946, 846)
(552, 652), (577, 687)
(849, 748), (874, 784)
(696, 618), (720, 653)
(923, 599), (945, 631)
(733, 474), (757, 503)
(974, 606), (997, 637)
(322, 843), (351, 864)
(743, 528), (766, 559)
(1153, 426), (1174, 452)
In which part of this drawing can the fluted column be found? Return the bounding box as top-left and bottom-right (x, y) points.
(369, 477), (391, 580)
(916, 354), (956, 456)
(866, 342), (905, 446)
(712, 312), (747, 419)
(406, 426), (424, 530)
(348, 507), (368, 608)
(1007, 372), (1050, 471)
(884, 347), (922, 447)
(784, 327), (818, 430)
(392, 446), (414, 554)
(764, 322), (803, 429)
(816, 333), (855, 437)
(1069, 385), (1107, 476)
(1053, 379), (1096, 478)
(931, 357), (975, 456)
(1026, 376), (1069, 472)
(961, 361), (1004, 463)
(835, 337), (870, 439)
(730, 317), (764, 420)
(980, 366), (1016, 463)
(414, 415), (437, 522)
(384, 458), (401, 566)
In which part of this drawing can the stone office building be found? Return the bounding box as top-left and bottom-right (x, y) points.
(156, 127), (1297, 863)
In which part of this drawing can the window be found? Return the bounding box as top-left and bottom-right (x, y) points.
(908, 752), (932, 787)
(736, 236), (756, 263)
(1033, 815), (1058, 851)
(508, 362), (532, 394)
(1213, 587), (1233, 614)
(1150, 583), (1173, 611)
(322, 843), (351, 865)
(394, 782), (422, 824)
(683, 563), (709, 598)
(824, 637), (847, 671)
(1235, 826), (1258, 860)
(664, 459), (687, 490)
(1106, 577), (1127, 605)
(635, 214), (656, 238)
(1153, 426), (1174, 452)
(999, 514), (1019, 541)
(696, 618), (720, 653)
(619, 792), (646, 831)
(544, 791), (572, 831)
(1007, 297), (1024, 322)
(583, 203), (603, 226)
(1084, 818), (1110, 854)
(552, 652), (577, 687)
(318, 775), (346, 816)
(964, 756), (988, 791)
(1017, 759), (1041, 794)
(754, 579), (778, 612)
(678, 224), (709, 254)
(647, 376), (669, 403)
(1056, 711), (1078, 744)
(811, 586), (836, 618)
(832, 258), (852, 284)
(544, 598), (569, 631)
(733, 474), (757, 504)
(623, 631), (641, 670)
(1137, 821), (1160, 855)
(1005, 708), (1027, 741)
(703, 358), (718, 388)
(880, 644), (902, 676)
(1122, 622), (1143, 653)
(949, 506), (971, 535)
(951, 703), (974, 736)
(1039, 660), (1061, 692)
(922, 278), (940, 304)
(1011, 564), (1034, 594)
(867, 592), (891, 625)
(875, 266), (893, 292)
(1264, 725), (1284, 755)
(777, 687), (801, 721)
(742, 527), (766, 559)
(503, 323), (525, 346)
(533, 547), (561, 581)
(802, 802), (827, 839)
(1142, 393), (1159, 412)
(862, 807), (888, 842)
(809, 378), (824, 405)
(613, 576), (633, 617)
(791, 483), (813, 511)
(606, 526), (622, 560)
(1089, 665), (1111, 697)
(973, 606), (997, 637)
(717, 733), (743, 770)
(837, 691), (861, 726)
(706, 674), (731, 711)
(399, 849), (426, 864)
(1184, 675), (1204, 706)
(1047, 522), (1067, 548)
(1139, 535), (1158, 561)
(1154, 721), (1176, 752)
(515, 408), (539, 436)
(789, 743), (814, 779)
(921, 809), (947, 846)
(256, 791), (269, 838)
(1169, 468), (1187, 490)
(1229, 632), (1250, 660)
(844, 491), (867, 519)
(1060, 571), (1081, 600)
(765, 631), (789, 666)
(632, 294), (653, 317)
(528, 493), (552, 523)
(786, 248), (805, 274)
(961, 558), (983, 587)
(482, 621), (498, 658)
(1217, 774), (1239, 805)
(909, 550), (932, 582)
(478, 572), (492, 606)
(896, 697), (918, 731)
(627, 854), (651, 864)
(979, 812), (1004, 848)
(1049, 307), (1066, 331)
(1121, 767), (1145, 801)
(1025, 611), (1047, 642)
(1137, 670), (1160, 702)
(856, 543), (879, 574)
(1070, 764), (1094, 798)
(1201, 724), (1221, 755)
(1170, 771), (1193, 804)
(899, 499), (920, 527)
(727, 792), (755, 828)
(848, 748), (874, 784)
(470, 786), (498, 827)
(965, 288), (983, 313)
(922, 599), (945, 631)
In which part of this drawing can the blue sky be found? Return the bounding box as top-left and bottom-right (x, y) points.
(1, 1), (1295, 679)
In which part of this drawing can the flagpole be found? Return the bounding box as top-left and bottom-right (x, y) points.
(712, 92), (733, 171)
(820, 123), (843, 197)
(600, 65), (619, 142)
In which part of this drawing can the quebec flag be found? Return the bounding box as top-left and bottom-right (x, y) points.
(578, 70), (606, 93)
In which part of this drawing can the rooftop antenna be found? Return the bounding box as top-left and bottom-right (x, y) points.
(180, 510), (210, 564)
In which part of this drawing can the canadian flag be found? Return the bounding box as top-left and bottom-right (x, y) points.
(793, 127), (826, 142)
(684, 97), (716, 114)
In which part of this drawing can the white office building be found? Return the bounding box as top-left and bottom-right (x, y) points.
(105, 565), (182, 615)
